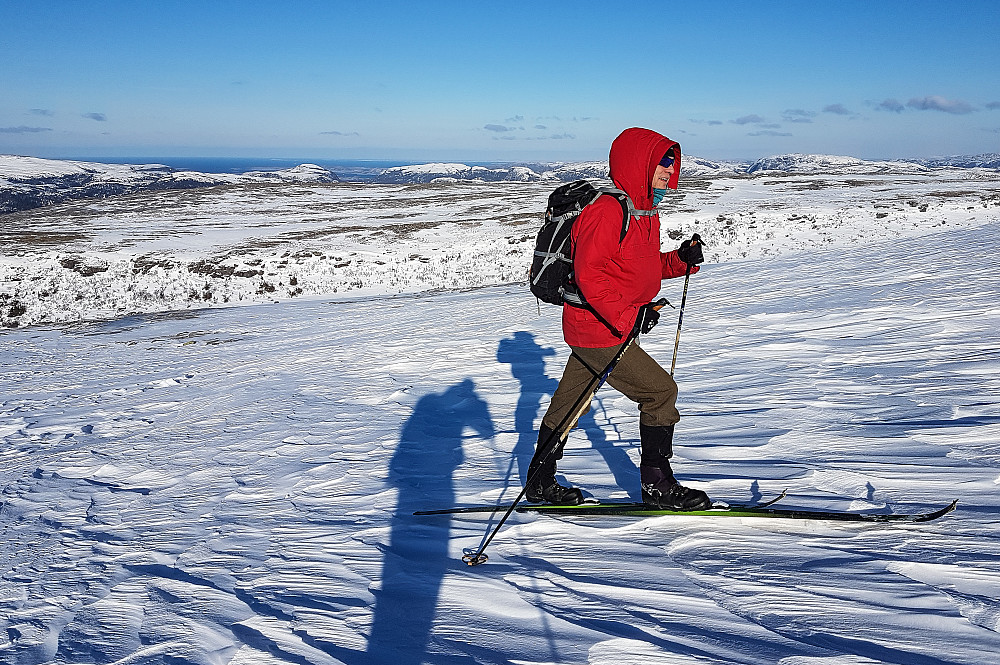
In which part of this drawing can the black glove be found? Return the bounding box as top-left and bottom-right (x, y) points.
(633, 302), (661, 335)
(677, 233), (705, 266)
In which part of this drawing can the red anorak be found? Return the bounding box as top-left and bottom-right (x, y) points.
(562, 127), (696, 348)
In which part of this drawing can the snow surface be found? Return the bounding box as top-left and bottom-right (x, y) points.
(1, 168), (1000, 663)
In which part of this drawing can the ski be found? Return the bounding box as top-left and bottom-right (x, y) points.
(519, 499), (958, 522)
(413, 489), (787, 516)
(415, 494), (957, 523)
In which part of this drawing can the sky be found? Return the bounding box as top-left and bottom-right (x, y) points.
(1, 0), (999, 163)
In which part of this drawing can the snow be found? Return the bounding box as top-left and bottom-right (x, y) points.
(3, 164), (998, 328)
(0, 155), (340, 216)
(0, 155), (160, 181)
(746, 154), (930, 175)
(2, 164), (1000, 664)
(0, 156), (338, 187)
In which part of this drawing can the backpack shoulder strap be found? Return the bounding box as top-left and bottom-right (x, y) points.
(595, 187), (657, 243)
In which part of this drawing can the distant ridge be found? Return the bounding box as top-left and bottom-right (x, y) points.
(746, 153), (1000, 174)
(0, 156), (338, 214)
(374, 153), (999, 183)
(746, 154), (930, 175)
(911, 153), (1000, 169)
(2, 152), (997, 215)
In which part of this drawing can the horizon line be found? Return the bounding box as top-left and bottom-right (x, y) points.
(3, 151), (998, 166)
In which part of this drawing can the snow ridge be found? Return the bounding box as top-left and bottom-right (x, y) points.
(6, 152), (1000, 216)
(914, 153), (1000, 169)
(746, 154), (931, 175)
(0, 156), (339, 214)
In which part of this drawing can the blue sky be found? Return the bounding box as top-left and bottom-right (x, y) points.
(2, 0), (999, 162)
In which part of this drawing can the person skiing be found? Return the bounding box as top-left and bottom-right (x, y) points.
(525, 127), (711, 510)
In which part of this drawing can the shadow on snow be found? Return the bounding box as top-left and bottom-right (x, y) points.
(331, 378), (494, 664)
(497, 331), (638, 499)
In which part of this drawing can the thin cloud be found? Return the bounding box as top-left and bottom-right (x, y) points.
(504, 115), (524, 123)
(0, 125), (53, 133)
(907, 96), (974, 114)
(319, 130), (360, 136)
(82, 112), (107, 121)
(823, 104), (853, 115)
(689, 119), (723, 126)
(534, 124), (547, 130)
(732, 114), (767, 125)
(492, 132), (575, 141)
(748, 130), (792, 137)
(877, 99), (905, 113)
(984, 101), (1000, 110)
(782, 109), (816, 123)
(29, 108), (55, 117)
(484, 124), (516, 133)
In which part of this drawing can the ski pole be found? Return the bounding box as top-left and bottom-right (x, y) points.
(669, 233), (705, 376)
(669, 265), (692, 376)
(462, 298), (668, 566)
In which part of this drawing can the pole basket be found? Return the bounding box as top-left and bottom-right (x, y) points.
(462, 550), (489, 566)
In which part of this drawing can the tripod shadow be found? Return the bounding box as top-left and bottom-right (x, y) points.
(497, 331), (637, 499)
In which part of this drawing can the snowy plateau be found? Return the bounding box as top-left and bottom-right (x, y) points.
(1, 154), (1000, 665)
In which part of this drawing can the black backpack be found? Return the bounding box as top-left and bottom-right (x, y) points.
(529, 180), (651, 306)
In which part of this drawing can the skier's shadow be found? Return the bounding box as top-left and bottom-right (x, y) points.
(497, 331), (637, 499)
(361, 378), (495, 665)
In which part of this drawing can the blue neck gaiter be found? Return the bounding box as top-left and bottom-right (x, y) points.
(652, 187), (667, 207)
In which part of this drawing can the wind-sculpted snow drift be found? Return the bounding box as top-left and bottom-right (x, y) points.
(1, 220), (998, 664)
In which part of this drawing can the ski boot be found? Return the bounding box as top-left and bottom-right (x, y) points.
(638, 423), (710, 510)
(640, 465), (711, 510)
(525, 425), (584, 505)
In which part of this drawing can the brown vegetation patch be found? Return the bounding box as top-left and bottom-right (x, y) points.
(59, 255), (109, 276)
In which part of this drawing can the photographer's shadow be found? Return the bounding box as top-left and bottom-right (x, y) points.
(360, 378), (494, 664)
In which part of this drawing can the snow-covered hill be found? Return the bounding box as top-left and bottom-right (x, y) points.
(913, 153), (1000, 169)
(373, 163), (543, 184)
(0, 156), (339, 214)
(2, 165), (998, 328)
(369, 154), (1000, 183)
(746, 154), (931, 175)
(1, 222), (998, 664)
(4, 153), (998, 216)
(746, 153), (1000, 174)
(371, 157), (748, 183)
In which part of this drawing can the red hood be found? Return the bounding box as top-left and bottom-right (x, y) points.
(608, 127), (680, 209)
